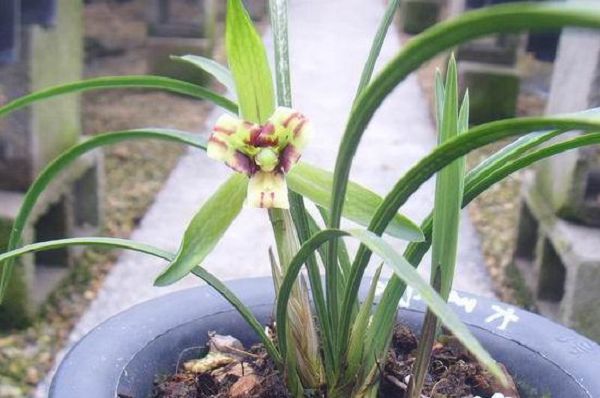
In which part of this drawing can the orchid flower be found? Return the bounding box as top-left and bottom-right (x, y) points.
(207, 107), (312, 209)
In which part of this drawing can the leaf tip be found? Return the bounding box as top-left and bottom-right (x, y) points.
(153, 268), (178, 287)
(408, 221), (426, 242)
(449, 51), (456, 63)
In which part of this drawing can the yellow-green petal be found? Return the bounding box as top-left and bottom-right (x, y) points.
(247, 171), (289, 209)
(208, 114), (254, 175)
(271, 107), (311, 147)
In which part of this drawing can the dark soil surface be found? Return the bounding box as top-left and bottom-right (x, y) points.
(380, 325), (518, 397)
(153, 325), (518, 398)
(153, 344), (289, 398)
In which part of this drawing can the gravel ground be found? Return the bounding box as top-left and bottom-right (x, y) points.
(0, 1), (215, 396)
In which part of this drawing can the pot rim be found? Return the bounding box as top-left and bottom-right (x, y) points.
(50, 277), (600, 397)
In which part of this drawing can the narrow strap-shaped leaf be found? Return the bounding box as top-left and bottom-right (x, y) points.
(269, 0), (292, 107)
(288, 194), (334, 373)
(275, 228), (505, 383)
(275, 229), (345, 359)
(190, 267), (282, 366)
(431, 56), (463, 298)
(171, 55), (237, 94)
(330, 4), (600, 242)
(0, 236), (281, 366)
(315, 206), (352, 284)
(467, 132), (600, 205)
(268, 1), (320, 388)
(409, 57), (466, 397)
(352, 229), (504, 384)
(0, 129), (206, 301)
(353, 0), (401, 101)
(434, 69), (445, 131)
(327, 6), (600, 312)
(331, 5), (600, 344)
(431, 57), (469, 299)
(315, 206), (359, 321)
(0, 75), (238, 119)
(368, 131), (600, 370)
(468, 130), (560, 180)
(345, 265), (382, 380)
(0, 237), (175, 263)
(377, 118), (600, 242)
(331, 7), (600, 331)
(287, 162), (423, 242)
(466, 107), (600, 201)
(154, 173), (248, 286)
(226, 0), (275, 123)
(338, 116), (600, 354)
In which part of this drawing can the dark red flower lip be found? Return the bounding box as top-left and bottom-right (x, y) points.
(248, 123), (279, 148)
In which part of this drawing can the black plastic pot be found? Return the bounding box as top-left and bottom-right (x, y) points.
(50, 277), (600, 397)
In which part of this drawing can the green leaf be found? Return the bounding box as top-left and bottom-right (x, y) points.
(0, 75), (238, 119)
(154, 173), (248, 286)
(409, 56), (467, 397)
(226, 0), (275, 123)
(315, 205), (360, 322)
(331, 2), (600, 348)
(288, 162), (423, 242)
(375, 117), (600, 243)
(458, 91), (470, 130)
(434, 69), (445, 131)
(353, 0), (401, 101)
(329, 0), (401, 338)
(0, 237), (174, 263)
(275, 228), (505, 383)
(269, 0), (292, 107)
(351, 229), (505, 384)
(332, 5), (600, 353)
(315, 206), (352, 284)
(467, 132), (600, 205)
(0, 236), (281, 366)
(288, 196), (335, 373)
(338, 116), (600, 357)
(345, 265), (382, 380)
(269, 1), (331, 384)
(0, 129), (205, 301)
(368, 129), (600, 376)
(468, 130), (559, 181)
(431, 56), (465, 298)
(332, 2), (600, 227)
(190, 267), (283, 367)
(171, 55), (237, 94)
(467, 108), (600, 196)
(328, 2), (600, 278)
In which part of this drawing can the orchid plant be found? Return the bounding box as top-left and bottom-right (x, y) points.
(1, 1), (600, 397)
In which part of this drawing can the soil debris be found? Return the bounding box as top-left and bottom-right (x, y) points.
(155, 325), (519, 398)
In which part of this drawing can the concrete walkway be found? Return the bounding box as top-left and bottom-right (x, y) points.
(37, 0), (493, 394)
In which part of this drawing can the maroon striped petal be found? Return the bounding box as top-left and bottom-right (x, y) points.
(247, 171), (289, 209)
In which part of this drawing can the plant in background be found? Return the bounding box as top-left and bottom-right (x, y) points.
(1, 1), (600, 397)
